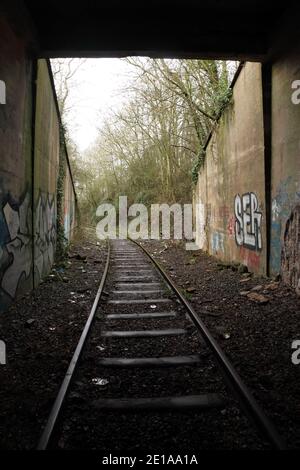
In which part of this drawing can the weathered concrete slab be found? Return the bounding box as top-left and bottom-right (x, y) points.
(107, 298), (171, 304)
(106, 311), (177, 319)
(93, 394), (224, 410)
(98, 355), (201, 367)
(101, 329), (186, 337)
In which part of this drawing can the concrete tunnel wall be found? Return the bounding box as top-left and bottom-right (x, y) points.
(0, 9), (77, 312)
(194, 63), (266, 274)
(33, 59), (60, 287)
(194, 59), (300, 293)
(271, 44), (300, 293)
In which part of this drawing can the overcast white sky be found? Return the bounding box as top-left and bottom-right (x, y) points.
(53, 58), (134, 151)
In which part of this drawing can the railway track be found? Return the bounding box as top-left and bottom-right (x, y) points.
(38, 238), (285, 451)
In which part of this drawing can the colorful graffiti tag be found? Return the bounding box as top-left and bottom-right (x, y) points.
(234, 192), (262, 251)
(281, 205), (300, 293)
(210, 230), (225, 254)
(0, 192), (56, 306)
(239, 246), (260, 271)
(34, 193), (56, 283)
(227, 214), (235, 238)
(270, 177), (300, 274)
(0, 192), (32, 299)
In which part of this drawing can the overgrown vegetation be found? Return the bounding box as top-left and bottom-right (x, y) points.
(52, 58), (237, 224)
(191, 148), (207, 185)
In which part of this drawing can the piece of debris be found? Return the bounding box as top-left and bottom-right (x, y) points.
(92, 378), (109, 386)
(218, 329), (231, 340)
(264, 282), (279, 291)
(239, 277), (252, 283)
(246, 292), (269, 304)
(222, 332), (231, 340)
(150, 304), (157, 309)
(25, 319), (35, 327)
(96, 345), (105, 351)
(251, 285), (263, 292)
(242, 272), (252, 277)
(240, 290), (251, 296)
(186, 287), (196, 293)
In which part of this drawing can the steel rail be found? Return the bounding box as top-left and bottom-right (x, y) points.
(131, 239), (286, 450)
(37, 240), (111, 450)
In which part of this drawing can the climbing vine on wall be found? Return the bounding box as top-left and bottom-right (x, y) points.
(192, 148), (206, 185)
(191, 88), (233, 185)
(215, 88), (233, 118)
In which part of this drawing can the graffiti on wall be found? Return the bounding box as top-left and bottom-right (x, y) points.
(239, 246), (260, 271)
(234, 192), (262, 251)
(210, 230), (225, 254)
(64, 195), (75, 241)
(227, 214), (235, 238)
(0, 192), (32, 299)
(271, 177), (300, 274)
(34, 193), (56, 282)
(195, 203), (206, 249)
(281, 205), (300, 294)
(0, 192), (57, 304)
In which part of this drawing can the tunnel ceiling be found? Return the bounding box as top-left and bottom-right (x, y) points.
(24, 0), (289, 60)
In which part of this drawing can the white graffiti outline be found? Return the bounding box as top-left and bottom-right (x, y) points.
(234, 192), (262, 251)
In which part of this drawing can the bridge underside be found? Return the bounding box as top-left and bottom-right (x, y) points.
(23, 0), (290, 61)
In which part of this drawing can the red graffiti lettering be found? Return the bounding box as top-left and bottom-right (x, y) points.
(227, 215), (235, 237)
(240, 247), (261, 270)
